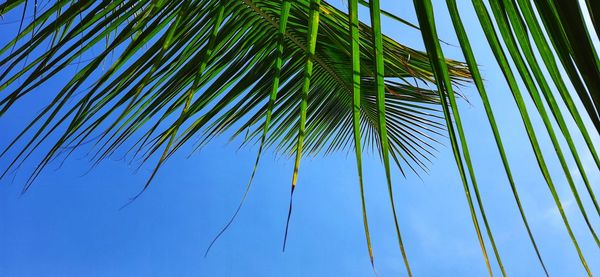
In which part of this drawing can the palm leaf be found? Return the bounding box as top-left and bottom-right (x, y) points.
(1, 0), (599, 275)
(348, 0), (374, 269)
(369, 0), (412, 275)
(0, 0), (458, 188)
(446, 1), (548, 274)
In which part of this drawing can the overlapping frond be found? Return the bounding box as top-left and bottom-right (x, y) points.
(1, 0), (599, 275)
(417, 0), (600, 275)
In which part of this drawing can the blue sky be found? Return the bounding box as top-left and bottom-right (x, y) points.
(0, 0), (599, 276)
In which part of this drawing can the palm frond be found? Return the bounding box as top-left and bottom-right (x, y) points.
(0, 0), (461, 186)
(1, 0), (599, 275)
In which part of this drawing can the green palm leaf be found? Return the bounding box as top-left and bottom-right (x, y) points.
(1, 0), (599, 275)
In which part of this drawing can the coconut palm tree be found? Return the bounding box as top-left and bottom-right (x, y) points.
(0, 0), (598, 275)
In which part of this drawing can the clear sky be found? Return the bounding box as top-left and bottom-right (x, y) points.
(0, 0), (599, 276)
